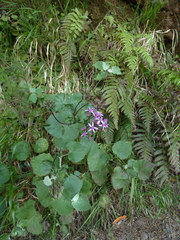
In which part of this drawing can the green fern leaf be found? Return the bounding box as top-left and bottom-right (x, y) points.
(103, 83), (120, 129)
(154, 148), (169, 186)
(101, 118), (114, 144)
(136, 47), (153, 67)
(125, 56), (138, 75)
(114, 117), (133, 141)
(168, 141), (180, 173)
(132, 125), (153, 161)
(138, 102), (154, 132)
(117, 32), (134, 53)
(62, 8), (88, 41)
(119, 98), (135, 126)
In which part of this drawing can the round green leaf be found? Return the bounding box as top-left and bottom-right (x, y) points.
(43, 176), (52, 186)
(53, 137), (67, 150)
(62, 124), (80, 142)
(88, 149), (110, 171)
(45, 114), (64, 138)
(72, 193), (91, 211)
(0, 162), (10, 184)
(12, 141), (30, 161)
(111, 166), (129, 189)
(99, 194), (111, 209)
(80, 179), (92, 195)
(29, 93), (37, 103)
(16, 200), (43, 235)
(128, 159), (154, 181)
(33, 138), (49, 153)
(93, 61), (104, 71)
(31, 153), (53, 176)
(35, 181), (52, 207)
(112, 141), (132, 160)
(90, 168), (108, 185)
(64, 174), (83, 198)
(95, 72), (108, 80)
(51, 196), (73, 216)
(67, 141), (89, 163)
(108, 66), (122, 75)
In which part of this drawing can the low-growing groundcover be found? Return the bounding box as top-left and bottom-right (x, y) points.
(0, 0), (180, 239)
(0, 91), (179, 240)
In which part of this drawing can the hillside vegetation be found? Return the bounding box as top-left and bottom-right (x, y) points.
(0, 0), (179, 239)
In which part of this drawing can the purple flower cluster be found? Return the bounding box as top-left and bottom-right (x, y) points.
(80, 107), (108, 138)
(82, 88), (106, 110)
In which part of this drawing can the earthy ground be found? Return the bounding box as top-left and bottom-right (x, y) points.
(76, 214), (180, 240)
(110, 215), (180, 240)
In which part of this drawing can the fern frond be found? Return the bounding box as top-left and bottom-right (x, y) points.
(59, 41), (76, 76)
(162, 127), (180, 173)
(125, 56), (138, 75)
(101, 118), (114, 144)
(157, 69), (180, 90)
(166, 127), (180, 173)
(138, 102), (154, 132)
(132, 125), (153, 161)
(115, 117), (133, 141)
(168, 141), (180, 173)
(119, 97), (135, 126)
(61, 8), (88, 41)
(103, 82), (120, 129)
(103, 79), (135, 129)
(116, 31), (134, 53)
(136, 47), (153, 67)
(154, 149), (169, 186)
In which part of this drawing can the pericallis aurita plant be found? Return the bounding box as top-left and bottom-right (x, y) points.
(80, 107), (108, 139)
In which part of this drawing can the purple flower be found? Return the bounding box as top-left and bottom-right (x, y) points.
(80, 106), (109, 139)
(98, 119), (108, 131)
(96, 117), (103, 125)
(85, 107), (96, 116)
(80, 131), (88, 137)
(94, 111), (103, 119)
(88, 122), (98, 133)
(81, 127), (87, 131)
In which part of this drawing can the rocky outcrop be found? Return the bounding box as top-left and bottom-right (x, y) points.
(157, 0), (180, 54)
(127, 0), (180, 54)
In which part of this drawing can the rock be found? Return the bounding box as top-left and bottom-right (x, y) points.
(140, 232), (149, 240)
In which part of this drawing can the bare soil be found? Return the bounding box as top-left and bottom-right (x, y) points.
(110, 215), (180, 240)
(74, 214), (180, 240)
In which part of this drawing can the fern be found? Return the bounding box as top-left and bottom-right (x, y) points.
(59, 40), (76, 77)
(115, 31), (154, 75)
(125, 56), (139, 75)
(166, 127), (180, 173)
(154, 148), (169, 186)
(168, 141), (180, 173)
(59, 8), (88, 78)
(115, 117), (133, 142)
(103, 78), (135, 129)
(103, 80), (120, 129)
(101, 118), (115, 144)
(61, 8), (88, 41)
(116, 31), (134, 53)
(157, 69), (180, 91)
(119, 97), (135, 126)
(138, 102), (154, 133)
(154, 127), (180, 184)
(132, 124), (154, 162)
(135, 46), (153, 67)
